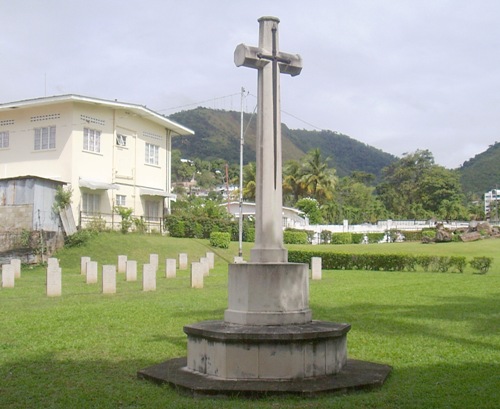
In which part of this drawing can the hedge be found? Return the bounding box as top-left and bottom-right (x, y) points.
(288, 250), (482, 273)
(209, 232), (231, 249)
(284, 230), (309, 245)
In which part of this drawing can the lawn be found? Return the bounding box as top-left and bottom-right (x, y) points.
(1, 233), (499, 408)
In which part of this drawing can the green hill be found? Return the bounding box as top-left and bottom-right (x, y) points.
(459, 142), (500, 197)
(169, 107), (397, 179)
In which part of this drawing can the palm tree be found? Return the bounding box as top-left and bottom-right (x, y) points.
(242, 162), (256, 201)
(299, 149), (336, 204)
(283, 160), (306, 205)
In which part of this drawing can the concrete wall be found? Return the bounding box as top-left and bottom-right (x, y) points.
(0, 204), (32, 231)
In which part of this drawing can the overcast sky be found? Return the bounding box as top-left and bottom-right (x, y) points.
(2, 0), (499, 169)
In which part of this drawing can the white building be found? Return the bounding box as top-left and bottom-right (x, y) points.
(0, 95), (194, 231)
(484, 189), (499, 220)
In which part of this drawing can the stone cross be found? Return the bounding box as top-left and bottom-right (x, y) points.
(235, 16), (302, 263)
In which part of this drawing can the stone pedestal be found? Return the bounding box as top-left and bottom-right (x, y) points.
(225, 263), (311, 325)
(185, 320), (349, 380)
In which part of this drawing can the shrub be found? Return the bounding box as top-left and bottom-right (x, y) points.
(114, 206), (133, 234)
(320, 230), (332, 244)
(132, 217), (147, 234)
(210, 232), (230, 249)
(86, 216), (107, 233)
(65, 229), (96, 247)
(351, 233), (364, 244)
(470, 257), (493, 274)
(449, 256), (467, 273)
(330, 233), (352, 245)
(165, 217), (185, 237)
(284, 230), (309, 245)
(244, 226), (255, 242)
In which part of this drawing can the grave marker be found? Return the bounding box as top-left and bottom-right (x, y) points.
(179, 253), (188, 270)
(206, 252), (215, 269)
(1, 264), (15, 288)
(102, 265), (116, 294)
(149, 254), (159, 272)
(165, 258), (176, 279)
(190, 262), (204, 289)
(46, 262), (62, 297)
(126, 260), (137, 282)
(11, 259), (21, 279)
(86, 261), (98, 284)
(143, 263), (156, 292)
(311, 257), (322, 280)
(200, 257), (210, 277)
(118, 255), (127, 274)
(81, 256), (91, 275)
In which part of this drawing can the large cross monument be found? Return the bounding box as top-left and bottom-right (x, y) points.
(138, 17), (391, 396)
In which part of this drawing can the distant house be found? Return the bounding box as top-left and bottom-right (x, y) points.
(224, 201), (307, 229)
(484, 189), (499, 221)
(0, 95), (194, 231)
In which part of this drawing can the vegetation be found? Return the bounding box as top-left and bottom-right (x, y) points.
(167, 107), (500, 225)
(0, 233), (498, 408)
(169, 107), (396, 179)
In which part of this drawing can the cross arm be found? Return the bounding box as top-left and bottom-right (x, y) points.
(234, 43), (303, 77)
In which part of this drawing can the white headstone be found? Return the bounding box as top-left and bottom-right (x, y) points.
(1, 264), (15, 288)
(48, 257), (59, 269)
(81, 256), (91, 275)
(206, 252), (215, 269)
(179, 253), (188, 270)
(149, 254), (159, 272)
(118, 255), (127, 274)
(11, 259), (21, 279)
(233, 256), (245, 264)
(142, 263), (156, 292)
(46, 264), (62, 297)
(311, 257), (322, 280)
(200, 257), (210, 277)
(102, 265), (116, 294)
(86, 261), (98, 284)
(165, 258), (176, 279)
(126, 260), (137, 282)
(190, 262), (204, 289)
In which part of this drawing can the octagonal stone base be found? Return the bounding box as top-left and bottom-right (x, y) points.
(184, 320), (350, 380)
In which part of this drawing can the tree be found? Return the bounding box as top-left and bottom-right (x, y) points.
(376, 150), (466, 220)
(283, 160), (306, 205)
(296, 198), (323, 224)
(299, 149), (336, 204)
(242, 162), (256, 201)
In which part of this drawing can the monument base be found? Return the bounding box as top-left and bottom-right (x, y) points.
(137, 357), (392, 397)
(137, 320), (392, 397)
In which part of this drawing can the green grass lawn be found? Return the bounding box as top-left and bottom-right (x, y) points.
(1, 233), (499, 408)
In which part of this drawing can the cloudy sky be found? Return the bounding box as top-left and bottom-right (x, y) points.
(1, 0), (499, 169)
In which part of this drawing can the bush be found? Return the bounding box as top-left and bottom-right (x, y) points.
(284, 230), (309, 245)
(288, 250), (486, 274)
(65, 229), (97, 247)
(450, 256), (467, 273)
(210, 232), (230, 249)
(330, 233), (352, 245)
(470, 257), (493, 274)
(320, 230), (332, 244)
(86, 216), (107, 233)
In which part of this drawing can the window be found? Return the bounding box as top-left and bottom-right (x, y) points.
(145, 143), (159, 165)
(116, 134), (127, 147)
(82, 192), (100, 214)
(0, 131), (9, 148)
(83, 128), (101, 153)
(145, 200), (160, 221)
(116, 194), (126, 206)
(34, 126), (56, 150)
